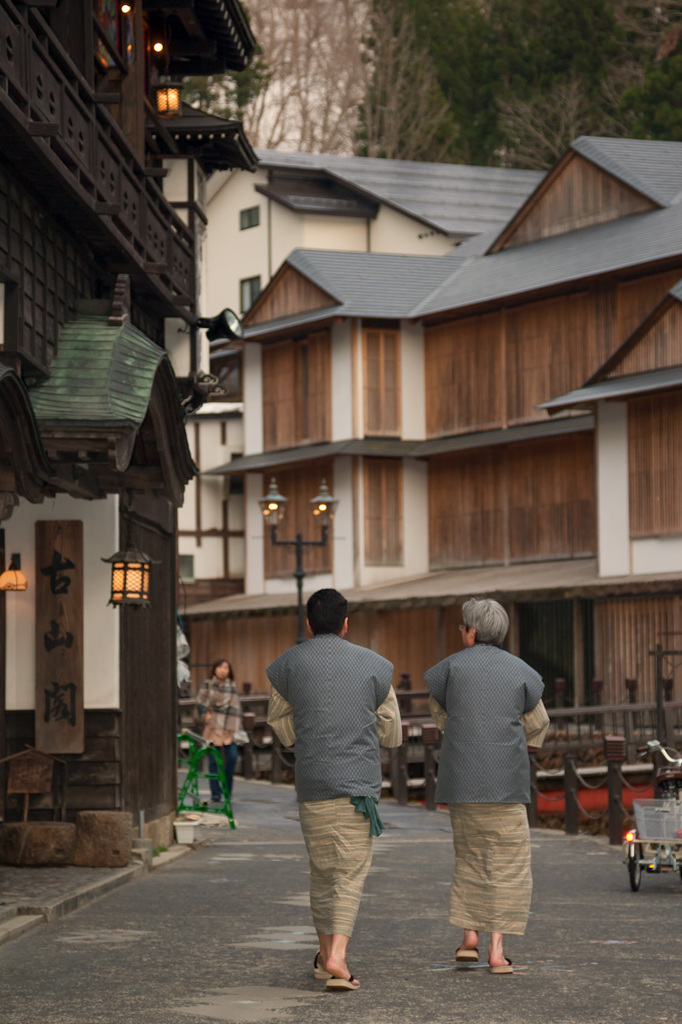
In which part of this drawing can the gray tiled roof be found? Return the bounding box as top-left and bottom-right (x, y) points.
(412, 201), (682, 318)
(242, 249), (466, 338)
(256, 149), (544, 237)
(572, 137), (682, 207)
(541, 366), (682, 411)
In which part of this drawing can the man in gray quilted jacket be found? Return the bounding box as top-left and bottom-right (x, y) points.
(267, 588), (401, 991)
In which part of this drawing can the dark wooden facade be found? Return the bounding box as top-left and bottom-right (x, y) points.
(0, 0), (256, 829)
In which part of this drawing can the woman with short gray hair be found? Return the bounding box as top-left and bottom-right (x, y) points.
(424, 597), (549, 974)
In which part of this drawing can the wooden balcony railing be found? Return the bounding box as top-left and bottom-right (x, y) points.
(0, 0), (195, 312)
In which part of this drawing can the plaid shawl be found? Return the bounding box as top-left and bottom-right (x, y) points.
(196, 677), (241, 742)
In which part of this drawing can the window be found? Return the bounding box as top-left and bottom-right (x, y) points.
(240, 206), (260, 230)
(94, 0), (134, 70)
(363, 327), (400, 436)
(364, 459), (403, 565)
(178, 555), (195, 581)
(240, 276), (261, 314)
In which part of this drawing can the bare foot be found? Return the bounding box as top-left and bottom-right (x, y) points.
(324, 955), (359, 984)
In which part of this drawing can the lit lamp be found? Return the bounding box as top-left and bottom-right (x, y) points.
(0, 554), (27, 592)
(258, 477), (338, 643)
(155, 82), (182, 117)
(258, 477), (288, 525)
(120, 2), (133, 13)
(309, 479), (338, 527)
(101, 547), (157, 607)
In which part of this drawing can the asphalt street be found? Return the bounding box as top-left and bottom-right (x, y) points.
(0, 779), (681, 1024)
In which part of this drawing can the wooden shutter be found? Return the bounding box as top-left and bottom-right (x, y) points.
(629, 393), (682, 538)
(363, 329), (400, 436)
(262, 342), (296, 450)
(364, 459), (403, 565)
(302, 331), (331, 442)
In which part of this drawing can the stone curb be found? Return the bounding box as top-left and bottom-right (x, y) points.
(0, 842), (196, 945)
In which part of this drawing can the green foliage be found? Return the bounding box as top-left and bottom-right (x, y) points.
(620, 45), (682, 140)
(382, 0), (682, 168)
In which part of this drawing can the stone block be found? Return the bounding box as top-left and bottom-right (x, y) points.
(0, 822), (76, 866)
(73, 811), (133, 868)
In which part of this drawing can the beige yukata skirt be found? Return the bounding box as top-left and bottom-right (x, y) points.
(448, 803), (532, 935)
(298, 797), (372, 937)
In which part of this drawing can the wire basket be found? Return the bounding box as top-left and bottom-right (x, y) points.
(633, 799), (682, 841)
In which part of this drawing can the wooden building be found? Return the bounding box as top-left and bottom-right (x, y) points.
(0, 0), (256, 844)
(184, 136), (682, 712)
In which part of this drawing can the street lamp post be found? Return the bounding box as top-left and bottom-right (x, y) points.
(259, 477), (338, 644)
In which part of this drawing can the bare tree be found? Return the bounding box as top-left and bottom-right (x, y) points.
(242, 0), (368, 153)
(358, 0), (457, 162)
(498, 79), (599, 170)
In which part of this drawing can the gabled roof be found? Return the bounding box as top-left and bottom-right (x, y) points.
(30, 314), (195, 504)
(255, 149), (544, 238)
(31, 317), (169, 429)
(412, 201), (682, 320)
(488, 137), (682, 255)
(571, 137), (682, 207)
(240, 249), (467, 340)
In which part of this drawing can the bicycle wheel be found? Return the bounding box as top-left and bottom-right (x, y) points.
(628, 850), (642, 891)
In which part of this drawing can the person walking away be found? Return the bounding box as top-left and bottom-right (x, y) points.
(195, 659), (241, 803)
(266, 588), (401, 991)
(424, 597), (549, 974)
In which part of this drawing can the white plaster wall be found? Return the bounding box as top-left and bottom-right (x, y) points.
(370, 206), (453, 255)
(331, 456), (355, 590)
(164, 317), (191, 378)
(632, 536), (682, 575)
(243, 342), (263, 455)
(596, 401), (631, 577)
(299, 214), (368, 253)
(162, 159), (190, 206)
(4, 494), (120, 710)
(178, 414), (244, 580)
(244, 472), (265, 595)
(400, 320), (426, 440)
(205, 167), (270, 318)
(355, 458), (429, 588)
(352, 318), (364, 438)
(331, 319), (354, 440)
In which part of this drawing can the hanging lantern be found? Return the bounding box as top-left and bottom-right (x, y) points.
(155, 82), (181, 116)
(101, 548), (157, 607)
(0, 554), (27, 592)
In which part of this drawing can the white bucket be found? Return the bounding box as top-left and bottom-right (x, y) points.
(173, 821), (196, 845)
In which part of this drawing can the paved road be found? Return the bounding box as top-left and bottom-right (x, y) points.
(1, 779), (681, 1024)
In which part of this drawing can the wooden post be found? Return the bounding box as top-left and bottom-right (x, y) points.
(242, 711), (255, 780)
(422, 723), (440, 812)
(607, 761), (623, 846)
(270, 732), (282, 784)
(563, 754), (579, 835)
(395, 722), (411, 806)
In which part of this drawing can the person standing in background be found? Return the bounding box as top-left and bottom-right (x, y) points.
(196, 659), (241, 803)
(267, 589), (401, 991)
